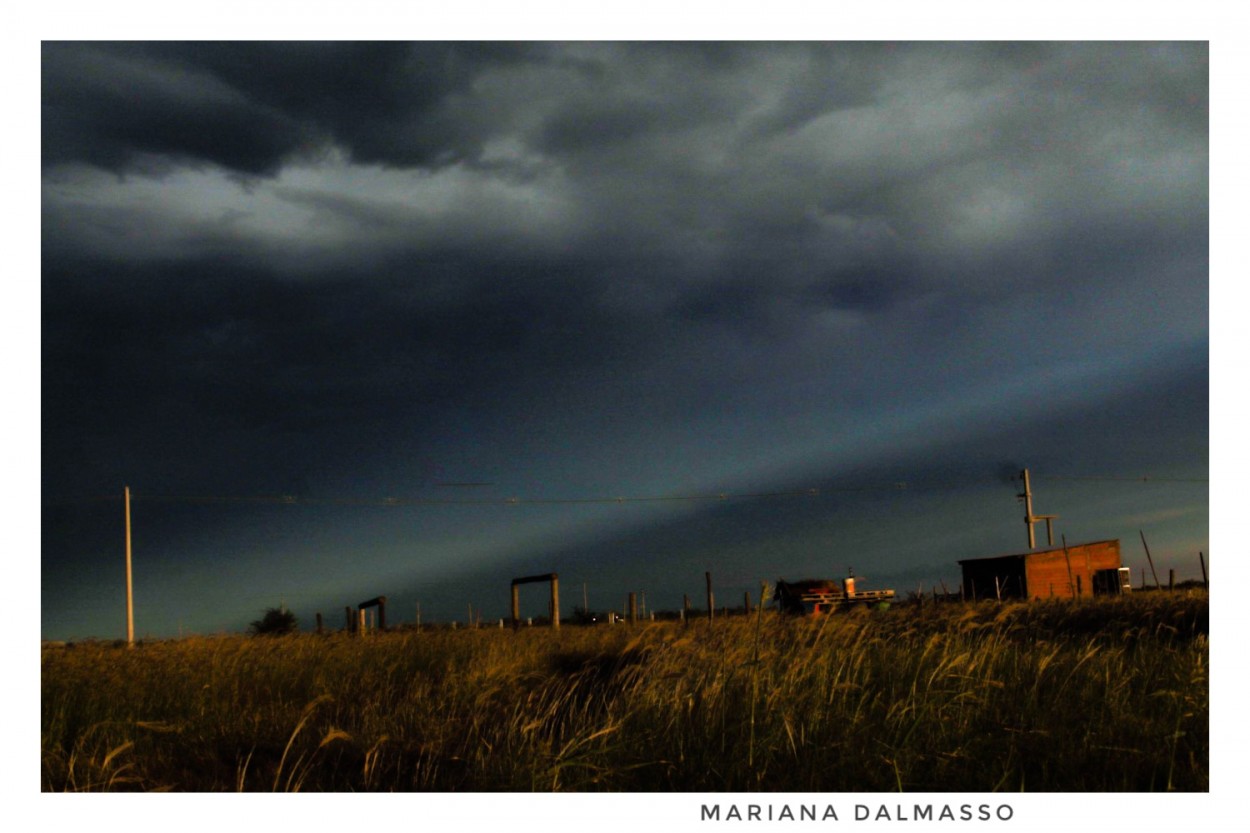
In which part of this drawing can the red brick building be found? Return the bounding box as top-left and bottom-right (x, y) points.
(958, 539), (1129, 600)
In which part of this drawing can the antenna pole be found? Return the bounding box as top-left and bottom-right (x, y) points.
(1018, 468), (1058, 549)
(1020, 469), (1036, 549)
(124, 486), (134, 646)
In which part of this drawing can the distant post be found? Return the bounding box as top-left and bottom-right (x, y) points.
(706, 572), (714, 623)
(1062, 535), (1076, 597)
(1169, 569), (1175, 592)
(628, 592), (637, 624)
(1140, 530), (1162, 589)
(1199, 552), (1208, 589)
(683, 594), (691, 627)
(315, 612), (323, 634)
(551, 575), (560, 631)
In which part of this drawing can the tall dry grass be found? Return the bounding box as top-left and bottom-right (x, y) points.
(42, 592), (1207, 791)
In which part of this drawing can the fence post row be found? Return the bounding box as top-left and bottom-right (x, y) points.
(324, 557), (1173, 633)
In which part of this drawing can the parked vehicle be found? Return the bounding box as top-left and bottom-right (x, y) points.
(774, 571), (895, 615)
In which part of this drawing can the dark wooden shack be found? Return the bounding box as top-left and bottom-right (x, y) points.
(959, 539), (1127, 601)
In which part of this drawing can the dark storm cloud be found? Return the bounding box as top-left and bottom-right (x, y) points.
(43, 43), (311, 175)
(41, 241), (683, 497)
(42, 42), (536, 175)
(41, 39), (1208, 442)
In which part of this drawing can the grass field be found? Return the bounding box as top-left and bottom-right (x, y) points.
(41, 593), (1208, 792)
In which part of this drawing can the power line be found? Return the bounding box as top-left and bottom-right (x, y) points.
(117, 486), (837, 507)
(41, 470), (1206, 509)
(1037, 475), (1208, 484)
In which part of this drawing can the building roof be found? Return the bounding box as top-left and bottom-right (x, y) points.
(957, 539), (1119, 566)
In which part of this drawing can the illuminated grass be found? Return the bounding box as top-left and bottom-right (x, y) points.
(41, 593), (1207, 791)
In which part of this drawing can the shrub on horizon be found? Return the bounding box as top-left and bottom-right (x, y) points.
(248, 606), (299, 636)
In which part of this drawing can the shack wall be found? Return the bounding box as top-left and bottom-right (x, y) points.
(959, 540), (1122, 601)
(1023, 540), (1122, 599)
(960, 556), (1027, 601)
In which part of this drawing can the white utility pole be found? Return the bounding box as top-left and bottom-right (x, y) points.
(124, 486), (134, 645)
(1018, 469), (1058, 549)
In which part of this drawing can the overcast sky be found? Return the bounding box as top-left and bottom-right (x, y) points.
(41, 41), (1208, 640)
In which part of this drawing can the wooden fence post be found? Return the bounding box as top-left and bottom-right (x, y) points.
(1199, 552), (1208, 589)
(358, 608), (367, 635)
(315, 612), (323, 635)
(1062, 535), (1076, 597)
(1140, 530), (1161, 589)
(706, 572), (714, 624)
(1169, 569), (1175, 592)
(628, 592), (637, 625)
(551, 574), (560, 631)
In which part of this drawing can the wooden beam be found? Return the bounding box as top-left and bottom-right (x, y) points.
(512, 573), (558, 586)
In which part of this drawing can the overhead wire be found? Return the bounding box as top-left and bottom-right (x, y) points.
(42, 470), (1205, 509)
